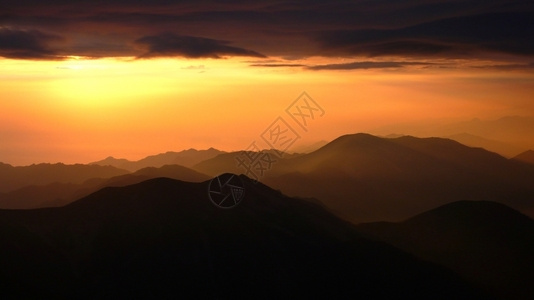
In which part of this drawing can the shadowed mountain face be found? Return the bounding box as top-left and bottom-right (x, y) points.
(0, 164), (210, 209)
(91, 148), (225, 172)
(357, 201), (534, 300)
(0, 177), (490, 299)
(194, 133), (534, 223)
(0, 163), (129, 193)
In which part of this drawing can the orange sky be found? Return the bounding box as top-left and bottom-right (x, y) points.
(1, 56), (534, 165)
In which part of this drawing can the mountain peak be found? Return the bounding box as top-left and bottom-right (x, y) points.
(317, 132), (384, 150)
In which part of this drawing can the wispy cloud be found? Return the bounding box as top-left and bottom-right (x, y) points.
(250, 63), (304, 68)
(308, 61), (434, 70)
(135, 33), (266, 59)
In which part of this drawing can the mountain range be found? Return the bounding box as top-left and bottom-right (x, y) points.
(0, 176), (494, 299)
(193, 133), (534, 223)
(90, 148), (224, 172)
(1, 131), (533, 298)
(3, 133), (534, 224)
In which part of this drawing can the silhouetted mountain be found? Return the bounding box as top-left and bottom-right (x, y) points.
(194, 133), (534, 223)
(512, 150), (534, 165)
(91, 148), (225, 171)
(0, 162), (129, 193)
(0, 164), (210, 209)
(357, 200), (534, 300)
(0, 177), (490, 299)
(444, 133), (523, 157)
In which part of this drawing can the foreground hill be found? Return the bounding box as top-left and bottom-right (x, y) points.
(0, 176), (489, 299)
(194, 133), (534, 222)
(91, 148), (225, 171)
(0, 163), (129, 193)
(357, 201), (534, 300)
(0, 164), (210, 209)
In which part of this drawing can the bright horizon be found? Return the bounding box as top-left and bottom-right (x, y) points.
(1, 1), (534, 166)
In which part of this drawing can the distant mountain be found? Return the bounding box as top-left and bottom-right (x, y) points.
(0, 164), (210, 209)
(444, 133), (524, 157)
(443, 116), (534, 143)
(357, 200), (534, 300)
(512, 150), (534, 165)
(0, 162), (129, 193)
(371, 116), (534, 156)
(194, 133), (534, 223)
(91, 148), (225, 171)
(0, 176), (489, 299)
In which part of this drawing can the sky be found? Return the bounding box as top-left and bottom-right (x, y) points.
(1, 0), (534, 165)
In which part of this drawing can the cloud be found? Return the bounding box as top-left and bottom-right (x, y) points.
(181, 64), (205, 70)
(473, 62), (534, 70)
(250, 63), (304, 68)
(316, 12), (534, 58)
(0, 28), (63, 59)
(318, 9), (534, 61)
(308, 61), (434, 70)
(135, 33), (266, 59)
(1, 1), (533, 62)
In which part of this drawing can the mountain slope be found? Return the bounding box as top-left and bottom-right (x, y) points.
(357, 200), (534, 300)
(0, 164), (210, 209)
(0, 176), (489, 299)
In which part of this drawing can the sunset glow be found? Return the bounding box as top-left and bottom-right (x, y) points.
(2, 55), (534, 165)
(1, 2), (534, 298)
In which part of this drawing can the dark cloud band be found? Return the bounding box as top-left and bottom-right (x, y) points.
(0, 28), (62, 59)
(316, 12), (534, 58)
(1, 1), (533, 62)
